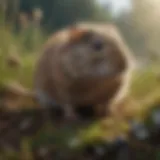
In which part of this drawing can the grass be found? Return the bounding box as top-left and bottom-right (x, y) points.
(0, 24), (160, 159)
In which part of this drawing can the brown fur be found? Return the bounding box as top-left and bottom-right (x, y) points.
(33, 22), (135, 119)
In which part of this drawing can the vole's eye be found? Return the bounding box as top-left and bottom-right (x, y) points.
(91, 39), (104, 51)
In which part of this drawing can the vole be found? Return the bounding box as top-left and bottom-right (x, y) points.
(33, 22), (135, 120)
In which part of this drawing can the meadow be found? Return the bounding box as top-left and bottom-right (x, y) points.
(0, 24), (160, 159)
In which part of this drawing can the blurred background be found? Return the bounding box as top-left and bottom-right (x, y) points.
(0, 0), (160, 159)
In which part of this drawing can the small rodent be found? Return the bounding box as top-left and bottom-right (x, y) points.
(33, 22), (135, 120)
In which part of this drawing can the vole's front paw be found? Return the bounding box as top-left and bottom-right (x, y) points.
(64, 104), (79, 122)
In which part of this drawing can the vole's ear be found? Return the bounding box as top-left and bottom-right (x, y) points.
(68, 26), (93, 43)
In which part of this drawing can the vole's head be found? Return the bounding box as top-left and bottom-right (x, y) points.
(60, 23), (133, 79)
